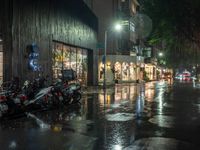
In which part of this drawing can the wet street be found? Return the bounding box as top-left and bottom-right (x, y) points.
(0, 81), (200, 150)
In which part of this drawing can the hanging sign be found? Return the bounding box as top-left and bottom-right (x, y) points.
(28, 43), (41, 71)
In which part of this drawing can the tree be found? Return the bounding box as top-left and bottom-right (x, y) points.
(140, 0), (200, 68)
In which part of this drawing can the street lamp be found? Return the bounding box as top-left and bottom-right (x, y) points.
(114, 23), (122, 31)
(103, 23), (122, 89)
(159, 52), (163, 57)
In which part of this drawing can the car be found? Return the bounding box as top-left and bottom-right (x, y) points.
(175, 72), (192, 81)
(182, 76), (191, 81)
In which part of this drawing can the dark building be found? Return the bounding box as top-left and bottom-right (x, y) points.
(0, 0), (98, 85)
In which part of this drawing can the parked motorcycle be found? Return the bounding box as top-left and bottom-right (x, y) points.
(63, 82), (81, 104)
(0, 77), (49, 118)
(0, 78), (25, 118)
(51, 79), (82, 105)
(0, 91), (28, 118)
(0, 72), (82, 119)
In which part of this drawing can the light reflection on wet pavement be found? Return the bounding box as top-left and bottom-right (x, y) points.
(1, 81), (200, 150)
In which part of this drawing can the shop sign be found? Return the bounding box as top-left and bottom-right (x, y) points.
(27, 43), (41, 71)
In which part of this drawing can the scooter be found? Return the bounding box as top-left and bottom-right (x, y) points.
(24, 86), (54, 107)
(61, 82), (82, 105)
(0, 76), (82, 119)
(0, 77), (50, 118)
(46, 80), (82, 106)
(0, 92), (28, 118)
(0, 78), (25, 118)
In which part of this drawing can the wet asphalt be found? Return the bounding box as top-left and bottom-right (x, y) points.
(0, 80), (200, 150)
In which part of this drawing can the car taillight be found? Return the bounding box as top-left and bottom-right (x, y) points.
(20, 95), (28, 101)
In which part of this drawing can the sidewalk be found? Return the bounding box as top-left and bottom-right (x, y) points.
(81, 84), (114, 94)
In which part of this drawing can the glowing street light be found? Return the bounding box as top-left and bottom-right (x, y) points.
(159, 52), (163, 57)
(114, 23), (122, 31)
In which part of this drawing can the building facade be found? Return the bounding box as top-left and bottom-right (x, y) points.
(0, 0), (98, 85)
(91, 0), (143, 84)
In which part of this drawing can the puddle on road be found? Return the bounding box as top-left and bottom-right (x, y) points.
(149, 115), (175, 128)
(124, 137), (196, 150)
(163, 102), (174, 108)
(3, 81), (198, 150)
(106, 113), (135, 122)
(120, 100), (130, 105)
(1, 131), (97, 150)
(9, 141), (17, 149)
(109, 101), (132, 109)
(105, 109), (112, 113)
(63, 133), (97, 150)
(110, 103), (121, 108)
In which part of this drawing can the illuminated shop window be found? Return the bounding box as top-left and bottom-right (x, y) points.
(122, 62), (129, 81)
(52, 43), (63, 79)
(115, 62), (122, 80)
(77, 48), (83, 80)
(82, 50), (88, 85)
(63, 45), (71, 69)
(52, 42), (88, 85)
(99, 62), (104, 80)
(70, 47), (77, 71)
(130, 62), (136, 80)
(145, 65), (154, 80)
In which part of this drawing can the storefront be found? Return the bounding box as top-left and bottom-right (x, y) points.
(145, 64), (156, 80)
(52, 42), (88, 85)
(98, 55), (144, 84)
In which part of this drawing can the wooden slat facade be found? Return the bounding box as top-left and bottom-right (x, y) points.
(0, 0), (98, 85)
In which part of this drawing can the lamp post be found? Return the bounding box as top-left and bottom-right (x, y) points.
(103, 31), (107, 90)
(158, 52), (164, 80)
(103, 23), (122, 90)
